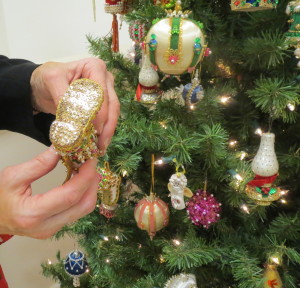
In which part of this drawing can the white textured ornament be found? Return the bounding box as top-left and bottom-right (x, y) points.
(165, 273), (197, 288)
(251, 133), (279, 177)
(168, 173), (187, 210)
(139, 54), (159, 87)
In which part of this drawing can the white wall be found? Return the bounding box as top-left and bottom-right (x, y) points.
(0, 1), (132, 287)
(0, 0), (131, 62)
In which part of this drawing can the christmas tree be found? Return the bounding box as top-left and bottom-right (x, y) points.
(42, 0), (300, 287)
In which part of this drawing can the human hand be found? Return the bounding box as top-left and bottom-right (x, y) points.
(0, 147), (98, 239)
(30, 57), (120, 154)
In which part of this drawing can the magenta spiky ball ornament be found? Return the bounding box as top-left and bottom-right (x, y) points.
(186, 189), (221, 228)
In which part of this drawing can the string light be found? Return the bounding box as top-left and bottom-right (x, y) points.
(190, 104), (195, 110)
(159, 121), (168, 129)
(240, 152), (247, 160)
(103, 236), (109, 241)
(138, 244), (142, 249)
(229, 140), (238, 147)
(270, 256), (280, 265)
(47, 259), (52, 265)
(172, 239), (181, 246)
(280, 199), (287, 204)
(115, 235), (120, 241)
(280, 189), (288, 195)
(105, 258), (110, 263)
(235, 174), (243, 181)
(122, 170), (128, 177)
(255, 128), (263, 136)
(240, 204), (250, 214)
(85, 268), (90, 273)
(154, 159), (164, 165)
(287, 103), (295, 111)
(220, 96), (231, 104)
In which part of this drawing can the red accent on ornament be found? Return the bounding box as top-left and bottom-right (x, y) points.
(267, 279), (278, 288)
(204, 47), (211, 57)
(99, 204), (117, 219)
(135, 83), (142, 101)
(169, 55), (179, 64)
(248, 174), (278, 187)
(139, 83), (157, 90)
(234, 0), (241, 6)
(0, 265), (9, 288)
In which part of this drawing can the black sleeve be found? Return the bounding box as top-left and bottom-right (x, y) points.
(0, 55), (54, 146)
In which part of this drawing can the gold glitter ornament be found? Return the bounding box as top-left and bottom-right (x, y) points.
(97, 162), (121, 218)
(50, 78), (104, 182)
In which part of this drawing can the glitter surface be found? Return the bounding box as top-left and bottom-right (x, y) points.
(49, 78), (104, 181)
(186, 189), (221, 228)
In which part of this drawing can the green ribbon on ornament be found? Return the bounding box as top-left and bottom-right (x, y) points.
(255, 187), (277, 198)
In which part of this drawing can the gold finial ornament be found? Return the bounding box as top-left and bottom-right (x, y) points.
(50, 78), (104, 182)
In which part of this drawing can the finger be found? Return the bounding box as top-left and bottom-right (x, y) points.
(97, 73), (120, 153)
(26, 158), (98, 218)
(9, 147), (60, 190)
(77, 58), (109, 135)
(30, 172), (98, 239)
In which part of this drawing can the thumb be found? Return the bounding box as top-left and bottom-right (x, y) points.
(12, 146), (61, 186)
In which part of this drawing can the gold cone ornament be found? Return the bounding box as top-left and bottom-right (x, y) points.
(263, 264), (282, 288)
(50, 79), (103, 182)
(97, 162), (121, 218)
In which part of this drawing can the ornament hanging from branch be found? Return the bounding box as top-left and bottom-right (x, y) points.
(97, 161), (121, 218)
(145, 0), (207, 77)
(246, 133), (281, 206)
(104, 0), (132, 52)
(168, 161), (193, 210)
(186, 189), (221, 228)
(64, 250), (88, 287)
(231, 0), (278, 12)
(136, 52), (160, 106)
(263, 263), (282, 288)
(134, 155), (169, 239)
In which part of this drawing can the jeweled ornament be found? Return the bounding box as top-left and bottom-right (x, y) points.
(64, 250), (88, 287)
(165, 273), (197, 288)
(50, 79), (103, 182)
(129, 20), (148, 44)
(186, 189), (221, 228)
(145, 0), (207, 75)
(231, 0), (278, 12)
(97, 162), (121, 218)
